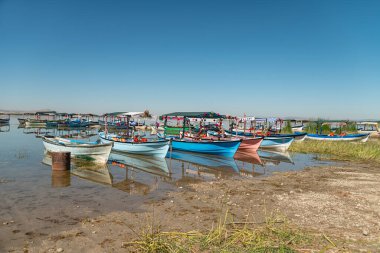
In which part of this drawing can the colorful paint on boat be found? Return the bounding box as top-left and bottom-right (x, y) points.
(171, 138), (241, 157)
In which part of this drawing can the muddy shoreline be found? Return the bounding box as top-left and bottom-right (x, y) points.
(2, 161), (380, 252)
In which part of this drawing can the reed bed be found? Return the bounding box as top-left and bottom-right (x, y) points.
(124, 212), (335, 252)
(290, 139), (380, 162)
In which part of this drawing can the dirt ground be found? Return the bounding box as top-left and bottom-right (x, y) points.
(4, 162), (380, 252)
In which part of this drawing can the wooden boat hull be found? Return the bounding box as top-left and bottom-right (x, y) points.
(238, 137), (264, 152)
(260, 137), (294, 152)
(206, 131), (263, 153)
(306, 134), (370, 142)
(25, 119), (46, 128)
(171, 139), (241, 157)
(99, 133), (170, 158)
(43, 137), (113, 164)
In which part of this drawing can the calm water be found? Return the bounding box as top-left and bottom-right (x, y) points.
(0, 117), (333, 250)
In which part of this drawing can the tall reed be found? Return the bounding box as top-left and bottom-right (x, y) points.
(290, 139), (380, 162)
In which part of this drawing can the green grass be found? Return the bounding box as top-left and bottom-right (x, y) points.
(290, 139), (380, 162)
(124, 212), (336, 253)
(281, 121), (293, 134)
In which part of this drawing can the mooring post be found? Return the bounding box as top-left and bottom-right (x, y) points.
(51, 152), (71, 171)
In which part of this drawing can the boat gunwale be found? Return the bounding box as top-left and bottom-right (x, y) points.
(171, 138), (242, 144)
(99, 134), (170, 145)
(43, 137), (113, 148)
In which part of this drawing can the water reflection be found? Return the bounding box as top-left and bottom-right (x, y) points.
(18, 116), (328, 194)
(51, 171), (71, 187)
(258, 150), (294, 165)
(109, 152), (170, 195)
(109, 151), (170, 176)
(0, 123), (10, 132)
(40, 147), (315, 193)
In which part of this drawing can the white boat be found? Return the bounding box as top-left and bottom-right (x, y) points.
(42, 137), (113, 164)
(291, 125), (304, 132)
(259, 137), (294, 152)
(356, 122), (380, 137)
(99, 132), (170, 158)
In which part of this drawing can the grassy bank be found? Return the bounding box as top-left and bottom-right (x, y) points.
(290, 139), (380, 162)
(125, 212), (337, 252)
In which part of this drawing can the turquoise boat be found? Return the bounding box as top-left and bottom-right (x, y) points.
(161, 112), (241, 157)
(171, 138), (241, 157)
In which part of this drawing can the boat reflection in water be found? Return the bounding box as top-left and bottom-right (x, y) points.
(109, 151), (170, 176)
(20, 124), (99, 140)
(41, 147), (302, 194)
(109, 152), (170, 195)
(0, 123), (10, 133)
(258, 150), (294, 165)
(42, 152), (113, 186)
(168, 150), (240, 182)
(233, 151), (264, 177)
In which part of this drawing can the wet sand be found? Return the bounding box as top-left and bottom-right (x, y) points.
(2, 162), (379, 252)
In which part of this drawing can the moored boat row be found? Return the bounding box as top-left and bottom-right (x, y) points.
(34, 111), (377, 165)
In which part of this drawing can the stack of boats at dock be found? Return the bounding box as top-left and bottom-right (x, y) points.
(39, 111), (375, 166)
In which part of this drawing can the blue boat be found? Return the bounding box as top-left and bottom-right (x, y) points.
(69, 119), (90, 128)
(267, 132), (307, 142)
(306, 133), (370, 142)
(171, 138), (241, 157)
(161, 111), (241, 157)
(260, 137), (294, 152)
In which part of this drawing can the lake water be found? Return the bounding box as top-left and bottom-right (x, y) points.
(0, 117), (333, 251)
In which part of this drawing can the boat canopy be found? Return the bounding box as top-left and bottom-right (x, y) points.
(35, 111), (57, 116)
(237, 116), (255, 122)
(103, 112), (145, 118)
(161, 112), (225, 119)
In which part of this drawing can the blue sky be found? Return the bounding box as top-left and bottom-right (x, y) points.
(0, 0), (379, 119)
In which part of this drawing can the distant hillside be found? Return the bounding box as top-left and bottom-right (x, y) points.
(0, 109), (53, 115)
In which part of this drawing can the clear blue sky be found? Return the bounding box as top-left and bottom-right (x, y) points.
(1, 0), (379, 119)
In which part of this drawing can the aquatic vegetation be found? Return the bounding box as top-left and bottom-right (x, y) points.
(125, 211), (335, 252)
(290, 139), (380, 162)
